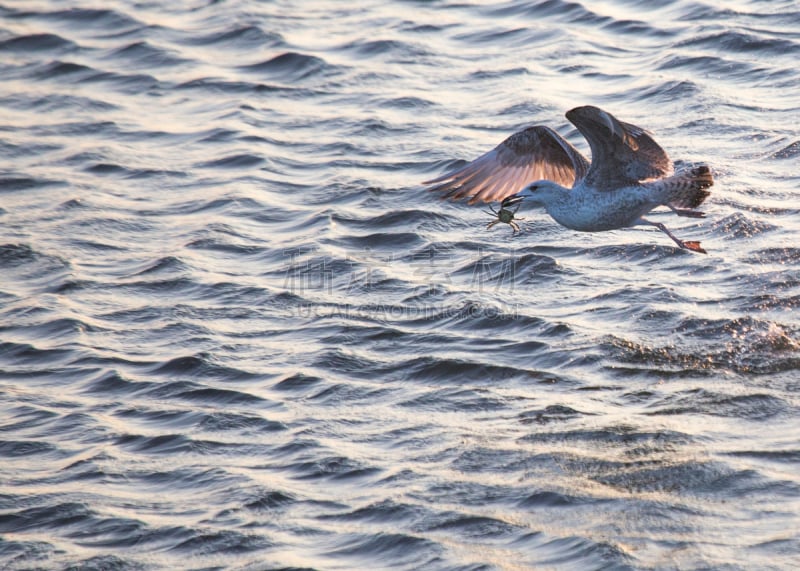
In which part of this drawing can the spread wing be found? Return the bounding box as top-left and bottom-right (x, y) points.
(565, 105), (672, 191)
(423, 125), (590, 204)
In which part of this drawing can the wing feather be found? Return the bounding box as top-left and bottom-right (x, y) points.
(424, 125), (589, 204)
(565, 106), (673, 191)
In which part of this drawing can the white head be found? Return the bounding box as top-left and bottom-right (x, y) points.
(513, 179), (568, 207)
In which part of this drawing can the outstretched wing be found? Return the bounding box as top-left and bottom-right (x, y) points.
(565, 105), (672, 191)
(423, 125), (589, 204)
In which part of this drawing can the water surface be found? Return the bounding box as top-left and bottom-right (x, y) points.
(1, 1), (799, 569)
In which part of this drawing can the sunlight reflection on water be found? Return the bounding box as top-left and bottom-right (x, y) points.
(1, 0), (799, 569)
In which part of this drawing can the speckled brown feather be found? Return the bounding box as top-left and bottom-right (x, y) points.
(565, 105), (673, 190)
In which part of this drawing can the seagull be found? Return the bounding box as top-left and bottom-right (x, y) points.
(423, 105), (713, 253)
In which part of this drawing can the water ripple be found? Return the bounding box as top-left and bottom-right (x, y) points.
(1, 0), (799, 569)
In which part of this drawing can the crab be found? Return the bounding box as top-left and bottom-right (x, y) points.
(485, 198), (525, 234)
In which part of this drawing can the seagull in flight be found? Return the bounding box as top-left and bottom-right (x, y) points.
(424, 105), (713, 253)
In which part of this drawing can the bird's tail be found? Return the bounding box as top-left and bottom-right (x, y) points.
(662, 164), (713, 209)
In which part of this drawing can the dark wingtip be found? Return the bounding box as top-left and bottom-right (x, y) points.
(565, 105), (595, 118)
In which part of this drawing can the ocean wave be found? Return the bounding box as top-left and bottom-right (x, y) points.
(770, 140), (800, 159)
(675, 30), (800, 56)
(2, 0), (799, 569)
(337, 38), (429, 59)
(105, 41), (188, 68)
(0, 32), (77, 52)
(710, 212), (778, 238)
(605, 315), (800, 375)
(241, 51), (338, 82)
(181, 25), (283, 49)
